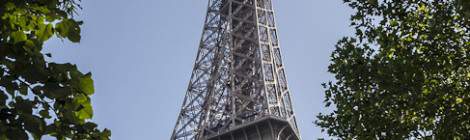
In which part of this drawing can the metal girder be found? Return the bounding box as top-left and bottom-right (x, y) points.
(170, 0), (300, 139)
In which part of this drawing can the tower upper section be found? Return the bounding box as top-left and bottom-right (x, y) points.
(170, 1), (300, 139)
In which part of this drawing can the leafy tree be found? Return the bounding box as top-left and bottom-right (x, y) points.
(316, 0), (469, 139)
(0, 0), (110, 139)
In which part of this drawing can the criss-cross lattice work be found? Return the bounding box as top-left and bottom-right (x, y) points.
(171, 0), (300, 139)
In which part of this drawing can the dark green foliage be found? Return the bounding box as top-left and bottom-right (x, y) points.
(0, 0), (110, 139)
(317, 0), (469, 139)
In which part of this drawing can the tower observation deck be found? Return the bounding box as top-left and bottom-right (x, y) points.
(171, 0), (300, 139)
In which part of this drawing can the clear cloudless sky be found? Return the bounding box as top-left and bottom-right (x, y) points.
(43, 0), (353, 139)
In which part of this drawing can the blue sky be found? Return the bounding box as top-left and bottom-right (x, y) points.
(44, 0), (352, 139)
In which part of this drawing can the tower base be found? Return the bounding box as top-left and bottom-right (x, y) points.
(205, 117), (300, 140)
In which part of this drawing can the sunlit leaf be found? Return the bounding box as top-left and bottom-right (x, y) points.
(80, 73), (95, 95)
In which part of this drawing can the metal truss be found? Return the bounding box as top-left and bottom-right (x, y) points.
(170, 0), (300, 139)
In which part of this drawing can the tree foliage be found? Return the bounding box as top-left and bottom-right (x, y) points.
(0, 0), (110, 139)
(317, 0), (469, 139)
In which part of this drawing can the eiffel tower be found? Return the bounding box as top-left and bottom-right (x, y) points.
(171, 0), (300, 139)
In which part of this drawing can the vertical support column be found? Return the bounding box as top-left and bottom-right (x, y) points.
(256, 0), (284, 118)
(171, 0), (231, 139)
(227, 0), (237, 130)
(227, 0), (265, 128)
(255, 0), (300, 136)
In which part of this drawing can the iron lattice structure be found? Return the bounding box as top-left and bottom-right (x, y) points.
(171, 0), (300, 139)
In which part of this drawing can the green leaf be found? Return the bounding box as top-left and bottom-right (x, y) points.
(390, 19), (398, 27)
(43, 84), (71, 99)
(387, 48), (395, 59)
(6, 128), (28, 140)
(55, 19), (82, 42)
(19, 83), (29, 96)
(368, 0), (378, 6)
(101, 129), (112, 139)
(14, 97), (33, 114)
(5, 2), (15, 11)
(418, 4), (428, 13)
(37, 24), (54, 42)
(0, 91), (6, 108)
(11, 31), (27, 43)
(24, 115), (46, 137)
(39, 110), (51, 119)
(422, 87), (431, 96)
(84, 122), (98, 130)
(456, 98), (463, 104)
(71, 94), (93, 121)
(25, 40), (35, 47)
(76, 102), (93, 120)
(80, 73), (95, 95)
